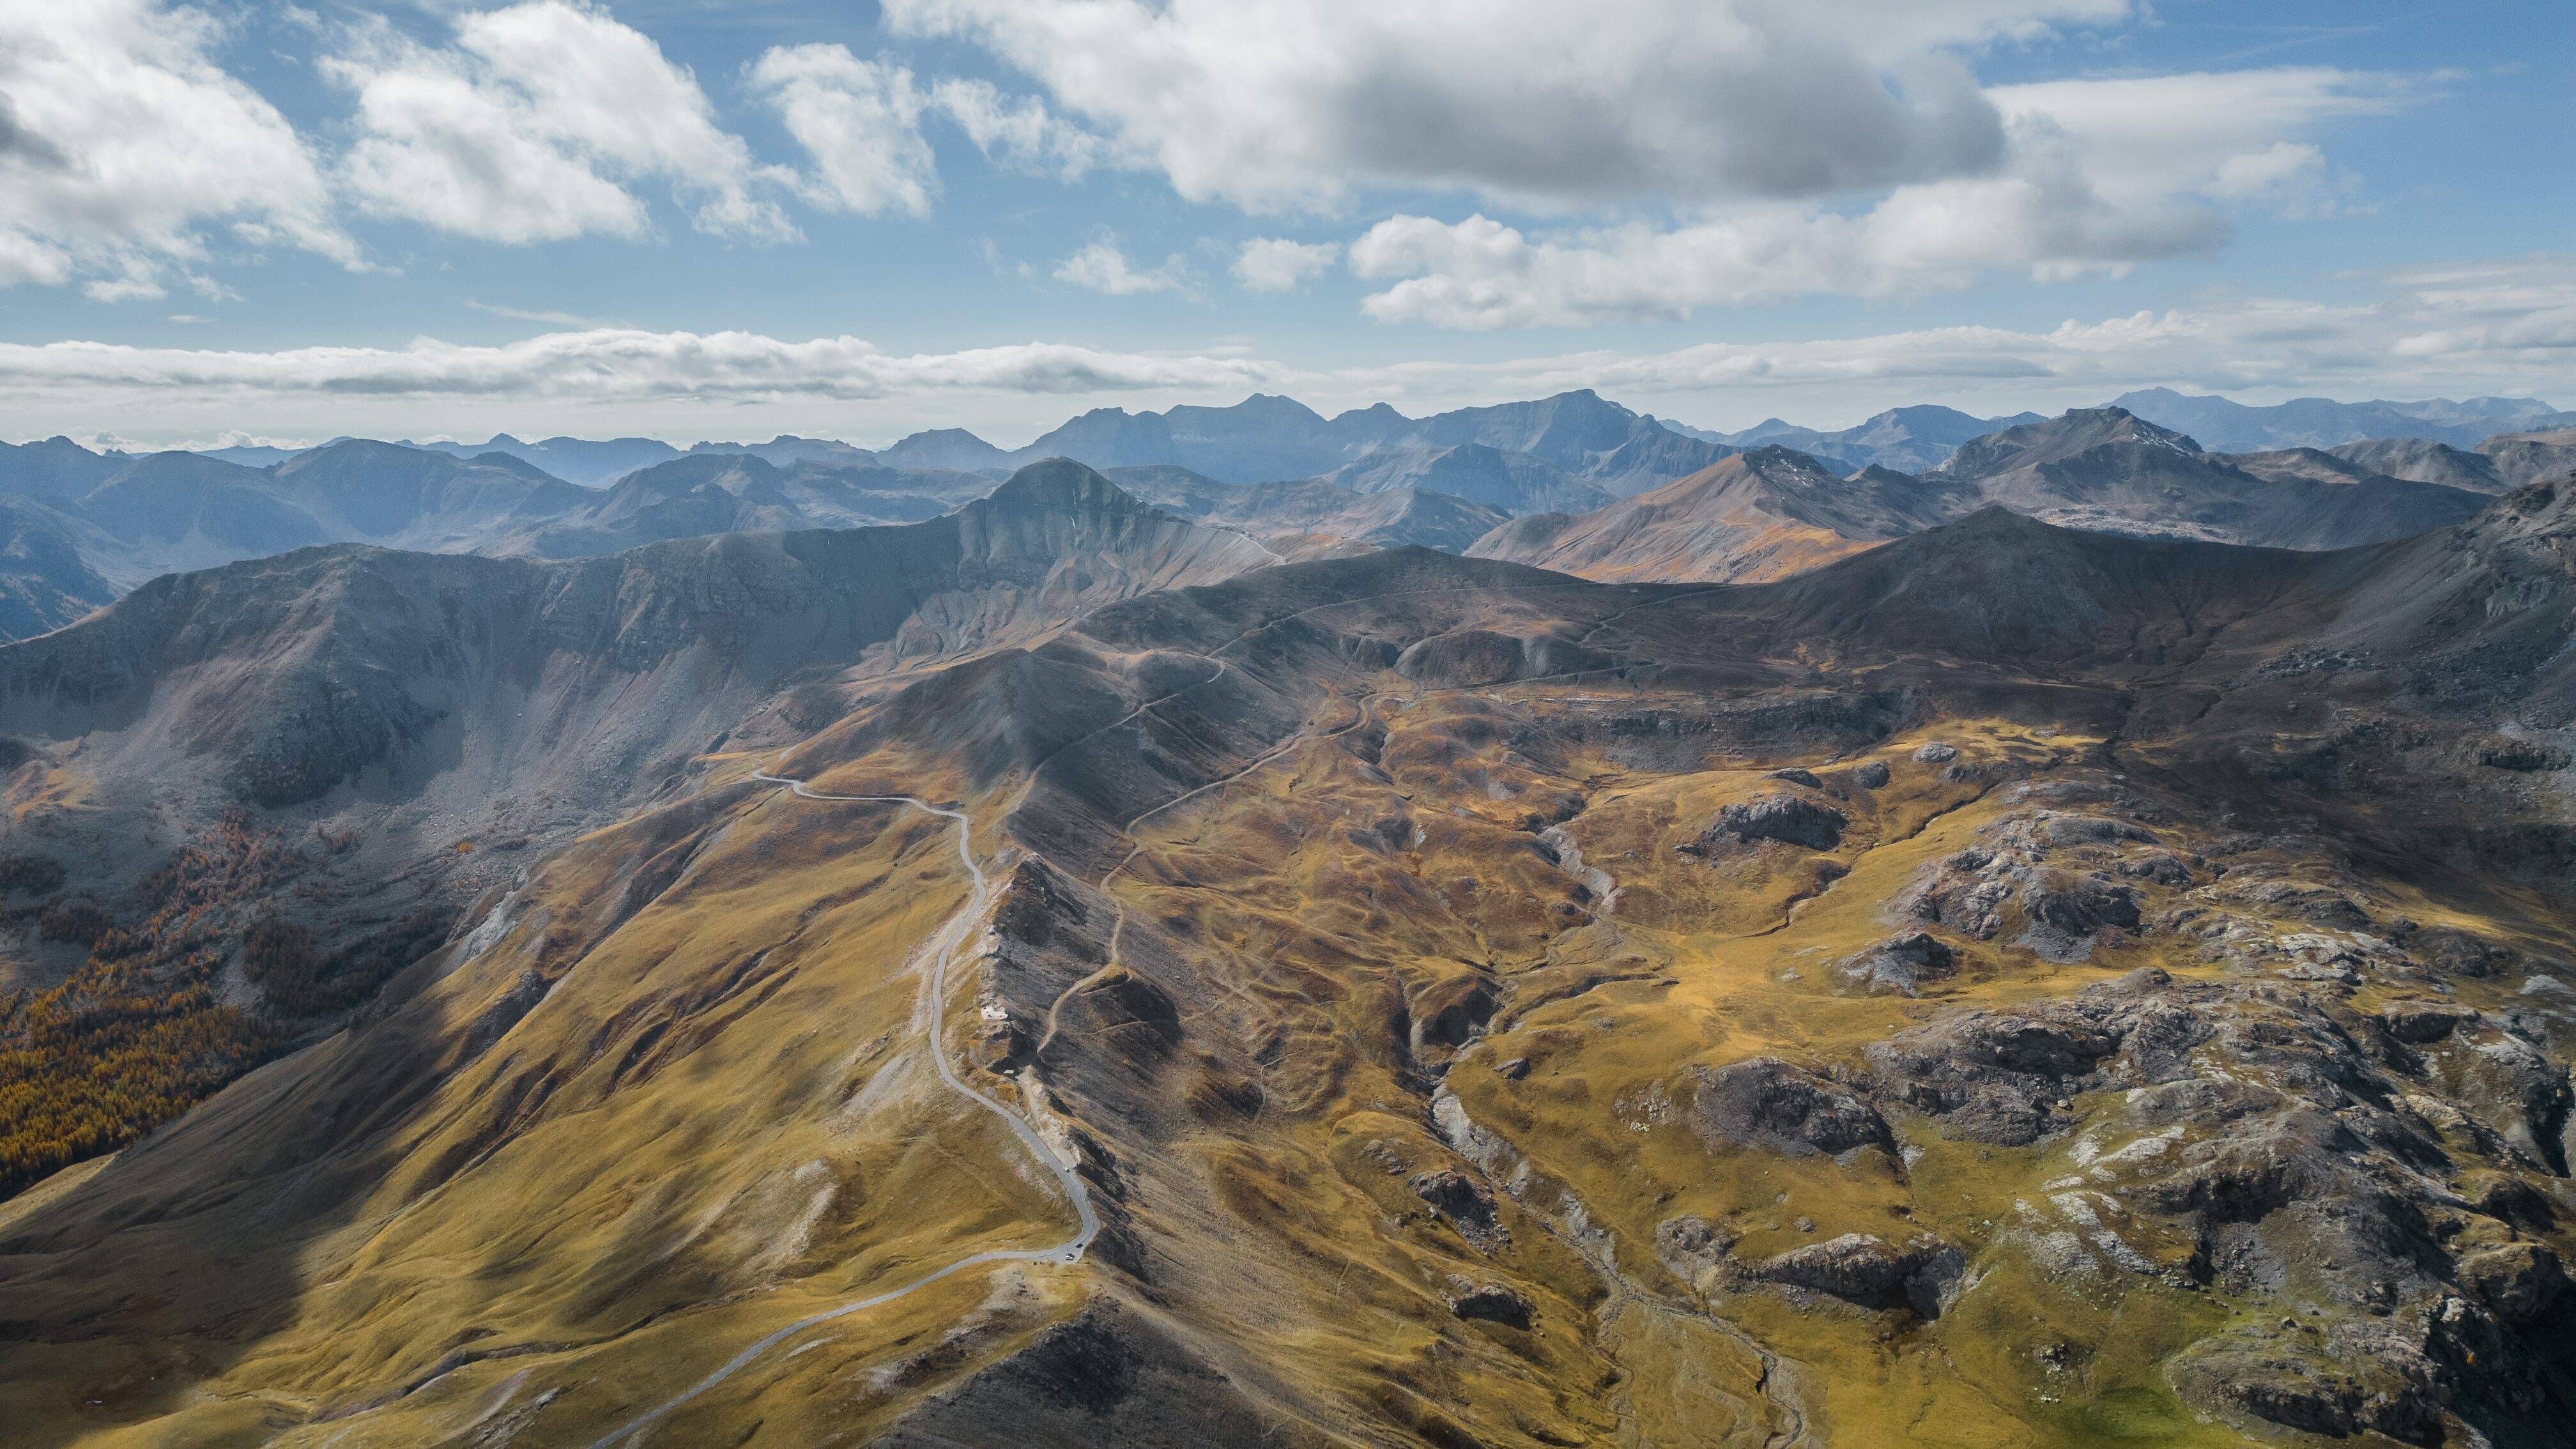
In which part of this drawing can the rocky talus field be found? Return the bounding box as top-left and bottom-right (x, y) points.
(0, 465), (2570, 1446)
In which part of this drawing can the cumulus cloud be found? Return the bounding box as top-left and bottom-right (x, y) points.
(1233, 238), (1340, 293)
(748, 45), (939, 218)
(328, 1), (793, 245)
(1052, 238), (1197, 297)
(1347, 66), (2397, 327)
(882, 0), (2145, 211)
(0, 0), (355, 299)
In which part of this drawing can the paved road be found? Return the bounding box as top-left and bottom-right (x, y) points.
(589, 772), (1099, 1448)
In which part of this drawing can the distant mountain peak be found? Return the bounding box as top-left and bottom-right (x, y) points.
(2112, 387), (2576, 451)
(983, 456), (1143, 512)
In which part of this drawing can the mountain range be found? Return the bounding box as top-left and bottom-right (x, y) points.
(2112, 387), (2576, 451)
(149, 385), (2576, 494)
(1471, 408), (2494, 581)
(1, 451), (2570, 1445)
(9, 390), (2559, 649)
(1666, 404), (2049, 473)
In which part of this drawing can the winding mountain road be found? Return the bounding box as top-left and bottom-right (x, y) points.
(588, 770), (1099, 1448)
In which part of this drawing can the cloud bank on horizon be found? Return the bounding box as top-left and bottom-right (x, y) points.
(0, 0), (2568, 445)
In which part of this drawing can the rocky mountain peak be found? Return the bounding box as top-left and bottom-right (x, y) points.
(980, 456), (1150, 516)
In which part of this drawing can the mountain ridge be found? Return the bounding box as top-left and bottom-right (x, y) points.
(2, 477), (2572, 1446)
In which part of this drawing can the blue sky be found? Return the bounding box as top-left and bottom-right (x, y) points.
(3, 0), (2571, 448)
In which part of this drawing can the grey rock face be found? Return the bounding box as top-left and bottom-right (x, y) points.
(1692, 1056), (1894, 1158)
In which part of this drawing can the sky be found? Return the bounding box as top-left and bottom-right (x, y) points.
(3, 0), (2572, 450)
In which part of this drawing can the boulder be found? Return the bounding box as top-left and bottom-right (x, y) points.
(1914, 742), (1958, 763)
(1851, 760), (1890, 789)
(1767, 767), (1822, 787)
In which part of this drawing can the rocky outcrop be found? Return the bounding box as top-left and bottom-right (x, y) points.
(1865, 969), (2203, 1146)
(1444, 1280), (1535, 1329)
(1871, 965), (2576, 1442)
(1696, 793), (1846, 852)
(1691, 1057), (1894, 1158)
(1835, 931), (1958, 997)
(878, 1298), (1327, 1447)
(1752, 1232), (1966, 1317)
(2457, 1242), (2567, 1324)
(1411, 1169), (1506, 1252)
(1897, 804), (2170, 958)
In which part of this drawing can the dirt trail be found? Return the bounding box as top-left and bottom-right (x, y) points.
(589, 772), (1099, 1448)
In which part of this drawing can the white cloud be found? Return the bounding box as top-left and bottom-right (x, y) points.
(466, 300), (594, 326)
(1987, 68), (2398, 207)
(0, 0), (356, 299)
(1052, 238), (1197, 297)
(1233, 238), (1339, 293)
(12, 256), (2572, 446)
(0, 328), (1280, 405)
(328, 1), (792, 245)
(1347, 66), (2398, 327)
(1321, 263), (2576, 411)
(929, 78), (1109, 181)
(882, 0), (2141, 212)
(748, 45), (938, 218)
(173, 427), (316, 451)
